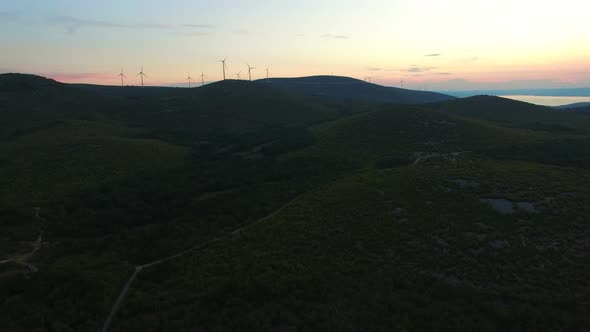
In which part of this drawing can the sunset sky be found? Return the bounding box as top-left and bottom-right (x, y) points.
(1, 0), (589, 90)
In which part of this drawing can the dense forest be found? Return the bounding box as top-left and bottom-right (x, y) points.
(1, 74), (589, 331)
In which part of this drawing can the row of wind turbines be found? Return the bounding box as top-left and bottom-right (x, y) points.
(116, 57), (270, 88)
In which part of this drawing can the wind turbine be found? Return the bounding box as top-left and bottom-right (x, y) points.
(221, 57), (228, 80)
(247, 64), (256, 81)
(118, 68), (126, 87)
(187, 72), (193, 88)
(266, 68), (269, 79)
(236, 71), (241, 80)
(400, 79), (404, 89)
(201, 72), (205, 86)
(137, 66), (147, 87)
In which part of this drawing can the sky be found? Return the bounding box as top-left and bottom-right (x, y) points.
(1, 0), (589, 90)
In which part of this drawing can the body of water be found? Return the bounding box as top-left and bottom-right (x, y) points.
(500, 95), (590, 107)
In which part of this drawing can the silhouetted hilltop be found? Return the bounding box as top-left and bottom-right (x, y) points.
(558, 102), (590, 109)
(71, 83), (182, 98)
(432, 95), (590, 132)
(552, 102), (590, 115)
(0, 73), (63, 92)
(258, 75), (455, 104)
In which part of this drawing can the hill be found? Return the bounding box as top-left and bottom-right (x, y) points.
(555, 102), (590, 115)
(258, 75), (455, 104)
(431, 95), (590, 133)
(0, 73), (63, 91)
(113, 156), (590, 331)
(444, 87), (590, 98)
(2, 73), (590, 331)
(554, 102), (590, 110)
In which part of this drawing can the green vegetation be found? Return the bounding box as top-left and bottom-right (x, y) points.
(1, 74), (589, 331)
(115, 157), (590, 331)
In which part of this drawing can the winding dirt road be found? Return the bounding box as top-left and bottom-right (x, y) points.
(100, 192), (306, 332)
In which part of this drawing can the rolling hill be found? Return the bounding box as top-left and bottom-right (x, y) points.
(555, 102), (590, 109)
(2, 73), (590, 331)
(258, 75), (456, 104)
(555, 102), (590, 115)
(431, 95), (590, 133)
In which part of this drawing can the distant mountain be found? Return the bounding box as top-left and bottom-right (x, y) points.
(443, 87), (590, 98)
(258, 76), (455, 104)
(431, 95), (590, 133)
(555, 102), (590, 110)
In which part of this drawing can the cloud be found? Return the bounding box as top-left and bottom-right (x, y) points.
(48, 15), (209, 33)
(402, 66), (437, 73)
(234, 29), (249, 35)
(49, 16), (127, 32)
(321, 34), (349, 40)
(454, 56), (480, 64)
(135, 23), (173, 29)
(181, 31), (210, 37)
(425, 53), (441, 57)
(182, 24), (213, 29)
(433, 72), (452, 75)
(367, 67), (382, 71)
(44, 72), (116, 82)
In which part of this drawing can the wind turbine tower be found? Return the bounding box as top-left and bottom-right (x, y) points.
(201, 72), (205, 86)
(187, 72), (193, 88)
(236, 71), (241, 80)
(266, 68), (269, 79)
(118, 69), (126, 87)
(221, 57), (228, 80)
(247, 64), (256, 81)
(137, 66), (147, 87)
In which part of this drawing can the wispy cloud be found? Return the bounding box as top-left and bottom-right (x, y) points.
(454, 56), (480, 64)
(135, 23), (173, 29)
(49, 16), (127, 32)
(44, 72), (116, 82)
(411, 72), (452, 78)
(48, 15), (212, 34)
(321, 34), (349, 40)
(182, 24), (213, 29)
(367, 67), (382, 71)
(181, 31), (210, 37)
(402, 66), (437, 73)
(425, 53), (441, 57)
